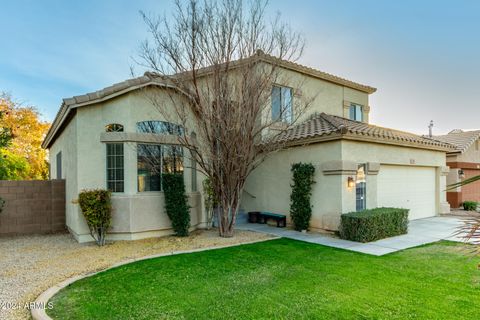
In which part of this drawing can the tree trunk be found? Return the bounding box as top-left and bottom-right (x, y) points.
(217, 202), (239, 238)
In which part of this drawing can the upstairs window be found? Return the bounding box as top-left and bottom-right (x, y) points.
(105, 123), (124, 132)
(272, 85), (293, 123)
(137, 121), (184, 136)
(349, 104), (363, 122)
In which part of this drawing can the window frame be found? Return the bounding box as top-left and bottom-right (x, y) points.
(106, 143), (124, 193)
(56, 151), (62, 179)
(136, 121), (184, 136)
(105, 123), (124, 132)
(355, 164), (367, 211)
(349, 104), (363, 122)
(271, 85), (294, 124)
(137, 143), (185, 193)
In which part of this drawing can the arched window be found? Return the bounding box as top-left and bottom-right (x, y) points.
(105, 124), (124, 132)
(136, 121), (184, 136)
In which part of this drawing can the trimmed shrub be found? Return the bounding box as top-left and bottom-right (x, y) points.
(463, 201), (478, 211)
(339, 207), (409, 242)
(78, 189), (112, 246)
(290, 163), (315, 231)
(162, 173), (191, 236)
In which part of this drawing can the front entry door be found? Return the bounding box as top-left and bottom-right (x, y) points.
(356, 164), (366, 211)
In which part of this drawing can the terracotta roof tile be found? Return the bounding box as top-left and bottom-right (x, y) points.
(432, 130), (480, 153)
(276, 113), (454, 151)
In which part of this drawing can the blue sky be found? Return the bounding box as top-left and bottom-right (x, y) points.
(1, 0), (479, 134)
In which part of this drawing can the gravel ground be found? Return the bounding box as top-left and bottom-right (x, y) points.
(0, 229), (273, 320)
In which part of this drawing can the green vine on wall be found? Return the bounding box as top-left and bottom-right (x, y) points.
(290, 163), (315, 231)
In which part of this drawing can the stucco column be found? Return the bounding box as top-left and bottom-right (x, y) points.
(438, 166), (451, 214)
(321, 160), (357, 230)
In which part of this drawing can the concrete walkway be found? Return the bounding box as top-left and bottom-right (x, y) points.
(237, 216), (467, 256)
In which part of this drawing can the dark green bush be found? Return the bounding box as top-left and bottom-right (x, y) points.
(162, 173), (190, 236)
(290, 163), (315, 231)
(463, 201), (478, 211)
(339, 207), (409, 242)
(78, 189), (112, 246)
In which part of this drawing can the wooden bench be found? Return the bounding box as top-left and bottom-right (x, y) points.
(248, 211), (286, 228)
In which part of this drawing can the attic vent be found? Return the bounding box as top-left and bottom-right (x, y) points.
(449, 129), (464, 134)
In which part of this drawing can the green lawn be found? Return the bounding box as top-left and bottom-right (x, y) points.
(48, 239), (479, 320)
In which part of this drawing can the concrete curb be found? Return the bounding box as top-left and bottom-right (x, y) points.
(31, 236), (279, 320)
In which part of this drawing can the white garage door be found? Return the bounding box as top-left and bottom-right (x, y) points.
(377, 165), (436, 220)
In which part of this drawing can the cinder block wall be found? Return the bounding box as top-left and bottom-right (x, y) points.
(0, 180), (66, 236)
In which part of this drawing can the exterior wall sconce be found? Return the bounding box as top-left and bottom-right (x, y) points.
(347, 176), (355, 188)
(458, 169), (465, 179)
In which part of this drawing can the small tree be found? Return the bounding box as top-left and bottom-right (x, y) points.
(290, 163), (315, 231)
(162, 173), (191, 236)
(78, 189), (112, 246)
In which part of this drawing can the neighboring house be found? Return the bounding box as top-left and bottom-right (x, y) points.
(42, 53), (452, 242)
(433, 130), (480, 208)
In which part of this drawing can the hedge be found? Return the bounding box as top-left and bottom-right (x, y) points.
(463, 201), (478, 211)
(162, 173), (190, 236)
(339, 207), (409, 242)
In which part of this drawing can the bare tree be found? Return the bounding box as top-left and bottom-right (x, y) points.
(137, 0), (310, 237)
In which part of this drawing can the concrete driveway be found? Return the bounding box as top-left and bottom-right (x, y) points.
(238, 216), (470, 256)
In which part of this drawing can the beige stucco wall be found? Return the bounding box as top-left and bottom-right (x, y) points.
(49, 115), (78, 235)
(242, 139), (449, 231)
(242, 141), (343, 230)
(50, 88), (206, 243)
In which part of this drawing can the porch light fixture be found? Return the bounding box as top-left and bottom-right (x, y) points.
(458, 169), (465, 179)
(347, 176), (355, 188)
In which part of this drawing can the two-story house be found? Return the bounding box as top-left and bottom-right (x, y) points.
(42, 54), (452, 242)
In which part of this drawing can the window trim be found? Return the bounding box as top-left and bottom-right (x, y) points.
(106, 143), (124, 193)
(105, 123), (124, 132)
(137, 143), (185, 193)
(136, 120), (184, 136)
(56, 151), (62, 179)
(271, 85), (294, 124)
(349, 103), (363, 122)
(355, 164), (367, 211)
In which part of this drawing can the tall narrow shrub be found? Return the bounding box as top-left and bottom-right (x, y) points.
(78, 189), (112, 246)
(290, 163), (315, 231)
(162, 173), (191, 236)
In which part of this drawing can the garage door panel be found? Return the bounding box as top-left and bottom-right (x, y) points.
(377, 165), (436, 220)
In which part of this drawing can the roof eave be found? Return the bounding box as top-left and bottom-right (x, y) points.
(283, 132), (454, 152)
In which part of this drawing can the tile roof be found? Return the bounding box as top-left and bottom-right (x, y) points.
(432, 130), (480, 153)
(275, 113), (454, 151)
(42, 51), (378, 149)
